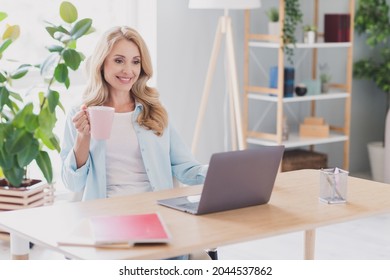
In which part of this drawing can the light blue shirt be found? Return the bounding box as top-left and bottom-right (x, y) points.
(60, 103), (207, 201)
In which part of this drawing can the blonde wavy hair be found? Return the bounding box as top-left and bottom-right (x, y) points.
(83, 26), (168, 136)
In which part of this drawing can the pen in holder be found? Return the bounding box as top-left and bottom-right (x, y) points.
(319, 167), (348, 204)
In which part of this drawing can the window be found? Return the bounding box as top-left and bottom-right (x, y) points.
(2, 0), (157, 194)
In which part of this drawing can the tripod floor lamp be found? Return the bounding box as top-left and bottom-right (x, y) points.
(189, 0), (261, 154)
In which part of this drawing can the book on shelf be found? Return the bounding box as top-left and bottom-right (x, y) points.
(324, 14), (350, 43)
(57, 212), (171, 248)
(269, 66), (295, 97)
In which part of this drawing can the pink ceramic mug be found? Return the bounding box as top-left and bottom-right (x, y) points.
(88, 106), (115, 140)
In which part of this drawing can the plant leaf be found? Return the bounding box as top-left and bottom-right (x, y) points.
(36, 128), (55, 150)
(47, 90), (60, 113)
(50, 135), (61, 153)
(46, 26), (58, 39)
(46, 25), (69, 39)
(12, 103), (33, 128)
(85, 26), (96, 35)
(25, 114), (39, 132)
(60, 1), (78, 24)
(2, 25), (20, 41)
(0, 86), (11, 111)
(0, 124), (4, 149)
(54, 63), (69, 83)
(2, 164), (24, 187)
(17, 138), (39, 167)
(0, 145), (12, 170)
(70, 18), (92, 40)
(63, 49), (81, 70)
(57, 99), (65, 113)
(64, 76), (70, 89)
(36, 151), (53, 183)
(0, 38), (12, 54)
(38, 106), (57, 133)
(0, 12), (7, 22)
(47, 45), (64, 53)
(54, 31), (71, 43)
(7, 129), (33, 154)
(0, 71), (6, 82)
(40, 52), (60, 77)
(9, 91), (23, 102)
(10, 64), (31, 79)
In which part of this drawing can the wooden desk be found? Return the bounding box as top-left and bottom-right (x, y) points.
(0, 169), (389, 260)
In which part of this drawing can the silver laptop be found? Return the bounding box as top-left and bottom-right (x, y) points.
(157, 146), (284, 215)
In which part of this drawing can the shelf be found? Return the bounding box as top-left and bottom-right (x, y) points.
(247, 132), (348, 149)
(248, 41), (352, 49)
(248, 92), (349, 103)
(243, 1), (354, 170)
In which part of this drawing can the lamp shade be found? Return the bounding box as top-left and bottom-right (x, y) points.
(189, 0), (261, 10)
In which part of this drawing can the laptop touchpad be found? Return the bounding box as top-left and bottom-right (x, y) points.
(186, 195), (201, 203)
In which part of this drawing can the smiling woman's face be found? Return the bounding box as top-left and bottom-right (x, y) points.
(103, 39), (141, 94)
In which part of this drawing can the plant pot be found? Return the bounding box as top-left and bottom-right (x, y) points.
(367, 141), (384, 182)
(321, 82), (330, 93)
(0, 179), (54, 211)
(268, 22), (279, 36)
(0, 179), (54, 241)
(304, 31), (316, 44)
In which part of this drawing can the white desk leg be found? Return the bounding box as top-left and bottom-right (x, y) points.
(304, 229), (316, 260)
(10, 234), (29, 260)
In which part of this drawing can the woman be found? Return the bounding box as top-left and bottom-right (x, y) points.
(60, 26), (207, 201)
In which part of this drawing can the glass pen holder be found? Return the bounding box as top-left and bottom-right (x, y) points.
(319, 168), (348, 204)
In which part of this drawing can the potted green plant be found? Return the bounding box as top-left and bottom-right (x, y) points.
(303, 24), (317, 44)
(353, 0), (390, 182)
(266, 7), (279, 36)
(319, 63), (331, 93)
(0, 1), (93, 207)
(282, 0), (303, 65)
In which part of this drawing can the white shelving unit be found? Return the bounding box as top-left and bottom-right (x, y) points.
(243, 0), (355, 170)
(248, 41), (352, 49)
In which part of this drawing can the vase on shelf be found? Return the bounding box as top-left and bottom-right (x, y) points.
(367, 141), (384, 182)
(268, 21), (279, 36)
(321, 82), (330, 93)
(384, 109), (390, 183)
(304, 31), (316, 44)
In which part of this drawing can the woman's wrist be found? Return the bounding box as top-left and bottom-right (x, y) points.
(74, 132), (91, 168)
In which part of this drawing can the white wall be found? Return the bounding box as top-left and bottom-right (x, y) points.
(156, 0), (387, 174)
(3, 0), (386, 177)
(157, 0), (247, 163)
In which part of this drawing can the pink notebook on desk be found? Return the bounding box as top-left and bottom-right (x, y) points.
(57, 212), (171, 248)
(90, 213), (171, 245)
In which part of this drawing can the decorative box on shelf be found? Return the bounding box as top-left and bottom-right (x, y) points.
(301, 79), (321, 96)
(282, 149), (328, 172)
(299, 117), (330, 138)
(324, 14), (351, 43)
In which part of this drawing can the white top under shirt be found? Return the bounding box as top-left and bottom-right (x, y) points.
(105, 111), (151, 197)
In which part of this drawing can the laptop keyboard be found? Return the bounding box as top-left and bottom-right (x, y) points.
(178, 202), (199, 212)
